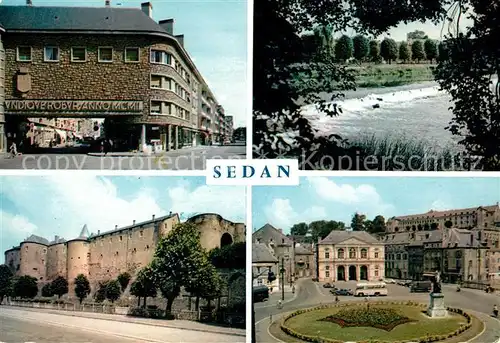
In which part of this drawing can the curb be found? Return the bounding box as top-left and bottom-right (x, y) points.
(3, 306), (245, 337)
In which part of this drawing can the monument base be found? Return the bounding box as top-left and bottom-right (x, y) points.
(427, 293), (447, 318)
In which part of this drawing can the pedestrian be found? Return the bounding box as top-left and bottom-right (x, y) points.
(9, 141), (17, 158)
(108, 139), (113, 153)
(292, 285), (295, 294)
(494, 305), (498, 318)
(335, 295), (339, 303)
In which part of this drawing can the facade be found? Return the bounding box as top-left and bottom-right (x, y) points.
(317, 231), (385, 282)
(4, 212), (245, 294)
(252, 242), (279, 290)
(386, 203), (500, 233)
(294, 244), (314, 278)
(0, 1), (233, 153)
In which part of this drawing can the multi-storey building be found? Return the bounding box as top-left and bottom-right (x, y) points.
(294, 243), (314, 278)
(0, 1), (232, 152)
(386, 203), (500, 233)
(317, 230), (385, 282)
(252, 242), (279, 290)
(4, 212), (245, 294)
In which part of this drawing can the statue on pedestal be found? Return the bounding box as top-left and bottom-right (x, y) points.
(431, 271), (442, 294)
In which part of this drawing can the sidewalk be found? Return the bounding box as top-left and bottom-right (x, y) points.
(1, 305), (245, 337)
(256, 285), (298, 309)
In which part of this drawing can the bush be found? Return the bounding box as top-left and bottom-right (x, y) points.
(127, 306), (164, 319)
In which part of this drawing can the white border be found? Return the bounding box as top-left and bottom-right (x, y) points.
(297, 171), (500, 177)
(245, 184), (252, 343)
(246, 0), (254, 161)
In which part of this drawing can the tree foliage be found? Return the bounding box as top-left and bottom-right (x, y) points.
(13, 275), (38, 299)
(437, 41), (449, 62)
(411, 40), (426, 62)
(380, 38), (398, 64)
(351, 213), (367, 231)
(94, 281), (108, 302)
(444, 220), (453, 228)
(41, 283), (53, 297)
(407, 30), (428, 40)
(424, 39), (438, 62)
(50, 276), (68, 299)
(74, 274), (91, 304)
(117, 272), (131, 292)
(290, 222), (309, 236)
(335, 35), (354, 62)
(105, 280), (121, 303)
(352, 34), (369, 61)
(130, 266), (157, 308)
(209, 242), (246, 269)
(365, 215), (386, 234)
(369, 40), (381, 62)
(398, 41), (411, 62)
(309, 220), (345, 242)
(0, 264), (13, 304)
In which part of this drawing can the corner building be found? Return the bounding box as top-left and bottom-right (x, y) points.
(4, 213), (246, 294)
(0, 1), (230, 152)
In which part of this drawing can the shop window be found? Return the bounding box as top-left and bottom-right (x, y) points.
(71, 47), (87, 62)
(44, 46), (60, 62)
(98, 47), (113, 62)
(17, 46), (32, 61)
(125, 47), (140, 62)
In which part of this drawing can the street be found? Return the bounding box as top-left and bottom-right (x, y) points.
(0, 145), (246, 170)
(0, 307), (245, 343)
(255, 278), (500, 343)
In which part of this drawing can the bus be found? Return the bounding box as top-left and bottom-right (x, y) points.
(253, 285), (270, 302)
(354, 282), (388, 297)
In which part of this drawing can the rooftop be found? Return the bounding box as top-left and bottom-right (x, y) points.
(319, 230), (381, 245)
(252, 243), (278, 263)
(390, 203), (499, 221)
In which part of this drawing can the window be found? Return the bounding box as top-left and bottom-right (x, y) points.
(338, 248), (344, 259)
(71, 47), (87, 62)
(44, 46), (59, 62)
(150, 50), (172, 64)
(374, 252), (379, 258)
(324, 248), (330, 259)
(151, 75), (162, 88)
(17, 46), (32, 61)
(119, 236), (123, 241)
(325, 266), (330, 270)
(349, 248), (356, 259)
(98, 47), (113, 62)
(125, 47), (140, 62)
(151, 101), (161, 114)
(374, 266), (379, 277)
(325, 271), (330, 278)
(361, 248), (368, 259)
(139, 230), (144, 237)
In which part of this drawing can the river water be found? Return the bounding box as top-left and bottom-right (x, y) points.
(302, 81), (460, 151)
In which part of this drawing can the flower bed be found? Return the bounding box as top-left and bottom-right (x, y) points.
(321, 307), (413, 331)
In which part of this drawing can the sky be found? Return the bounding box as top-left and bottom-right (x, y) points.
(0, 175), (246, 262)
(2, 0), (247, 128)
(252, 177), (500, 233)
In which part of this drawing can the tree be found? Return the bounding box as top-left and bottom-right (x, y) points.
(0, 264), (13, 304)
(151, 222), (209, 315)
(398, 41), (411, 62)
(13, 275), (38, 299)
(309, 220), (345, 242)
(430, 222), (439, 230)
(444, 220), (453, 229)
(105, 280), (121, 303)
(94, 281), (108, 302)
(367, 215), (386, 234)
(411, 40), (425, 62)
(74, 274), (91, 304)
(353, 34), (369, 61)
(290, 222), (309, 236)
(369, 40), (381, 62)
(380, 38), (398, 64)
(41, 283), (53, 297)
(130, 266), (157, 308)
(314, 25), (335, 59)
(351, 213), (366, 231)
(232, 127), (246, 142)
(50, 276), (68, 299)
(209, 242), (246, 270)
(117, 272), (131, 292)
(437, 41), (448, 62)
(335, 35), (353, 63)
(185, 257), (222, 311)
(407, 30), (428, 40)
(423, 39), (438, 63)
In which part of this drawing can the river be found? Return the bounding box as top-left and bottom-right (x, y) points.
(302, 81), (460, 151)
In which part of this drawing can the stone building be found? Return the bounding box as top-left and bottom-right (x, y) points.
(317, 231), (385, 282)
(0, 1), (233, 152)
(386, 203), (500, 233)
(294, 244), (314, 278)
(4, 212), (245, 294)
(252, 242), (279, 290)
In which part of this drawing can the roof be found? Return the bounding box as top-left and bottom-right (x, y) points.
(253, 224), (292, 246)
(22, 234), (50, 246)
(319, 230), (381, 245)
(252, 243), (278, 263)
(79, 224), (90, 239)
(384, 228), (485, 248)
(390, 203), (499, 221)
(0, 5), (165, 34)
(295, 244), (313, 255)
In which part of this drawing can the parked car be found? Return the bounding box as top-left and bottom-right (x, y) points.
(331, 288), (353, 296)
(383, 278), (396, 284)
(323, 283), (334, 288)
(409, 281), (431, 293)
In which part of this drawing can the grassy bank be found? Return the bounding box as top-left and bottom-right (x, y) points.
(353, 64), (436, 88)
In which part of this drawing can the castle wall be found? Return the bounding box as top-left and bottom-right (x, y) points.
(19, 242), (47, 282)
(66, 240), (89, 291)
(4, 248), (20, 275)
(46, 243), (67, 281)
(187, 214), (246, 251)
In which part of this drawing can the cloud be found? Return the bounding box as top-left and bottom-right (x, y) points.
(264, 198), (326, 230)
(429, 200), (451, 211)
(0, 210), (39, 244)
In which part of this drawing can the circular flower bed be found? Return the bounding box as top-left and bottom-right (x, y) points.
(321, 306), (413, 331)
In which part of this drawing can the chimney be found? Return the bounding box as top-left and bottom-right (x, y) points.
(115, 224), (118, 230)
(54, 235), (59, 242)
(105, 0), (110, 6)
(159, 19), (174, 35)
(141, 2), (153, 18)
(175, 34), (184, 47)
(133, 220), (136, 225)
(169, 211), (172, 216)
(152, 214), (155, 220)
(26, 0), (32, 5)
(97, 230), (100, 235)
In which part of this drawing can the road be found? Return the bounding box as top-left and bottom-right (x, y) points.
(255, 278), (500, 343)
(0, 307), (244, 343)
(0, 145), (246, 170)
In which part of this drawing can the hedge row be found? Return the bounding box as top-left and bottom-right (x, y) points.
(280, 302), (473, 343)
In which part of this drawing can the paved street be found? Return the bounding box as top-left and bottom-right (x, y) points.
(0, 307), (245, 343)
(0, 145), (246, 170)
(255, 278), (500, 343)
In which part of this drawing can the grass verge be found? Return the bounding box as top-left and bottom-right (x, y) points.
(353, 64), (436, 88)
